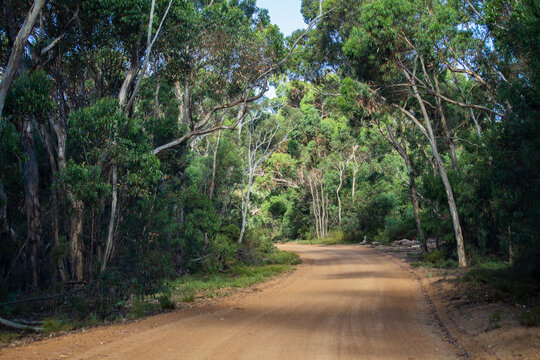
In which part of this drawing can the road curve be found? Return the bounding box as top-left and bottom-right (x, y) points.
(1, 244), (459, 360)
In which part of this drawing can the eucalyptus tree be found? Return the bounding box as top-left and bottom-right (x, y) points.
(299, 0), (511, 266)
(153, 0), (325, 155)
(237, 110), (292, 244)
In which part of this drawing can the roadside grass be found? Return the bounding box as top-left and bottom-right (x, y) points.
(42, 316), (76, 334)
(0, 331), (22, 344)
(410, 249), (458, 269)
(461, 260), (540, 326)
(293, 230), (347, 245)
(461, 261), (536, 301)
(170, 251), (300, 302)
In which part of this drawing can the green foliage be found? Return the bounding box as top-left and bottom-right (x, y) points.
(520, 306), (540, 327)
(178, 284), (196, 303)
(42, 316), (75, 334)
(294, 229), (347, 245)
(0, 332), (21, 344)
(5, 70), (54, 120)
(50, 236), (70, 261)
(128, 298), (157, 319)
(55, 161), (110, 206)
(267, 196), (288, 218)
(462, 262), (539, 303)
(158, 294), (176, 310)
(171, 249), (299, 302)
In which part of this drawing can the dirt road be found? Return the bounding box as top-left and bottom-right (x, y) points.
(1, 244), (460, 359)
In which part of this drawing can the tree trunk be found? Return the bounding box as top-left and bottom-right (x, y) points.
(118, 49), (139, 106)
(352, 167), (358, 204)
(0, 179), (8, 234)
(183, 77), (191, 125)
(404, 70), (467, 267)
(434, 72), (459, 172)
(436, 159), (466, 266)
(208, 132), (221, 200)
(69, 201), (84, 282)
(238, 172), (253, 244)
(377, 118), (427, 252)
(20, 120), (42, 287)
(322, 186), (328, 238)
(308, 175), (319, 238)
(101, 165), (118, 271)
(52, 192), (68, 283)
(336, 169), (343, 226)
(0, 0), (45, 119)
(409, 176), (427, 253)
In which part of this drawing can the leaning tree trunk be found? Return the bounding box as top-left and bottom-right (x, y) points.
(419, 109), (466, 266)
(0, 0), (45, 119)
(435, 157), (466, 266)
(434, 72), (459, 173)
(101, 165), (118, 272)
(404, 71), (467, 267)
(378, 118), (428, 253)
(409, 176), (427, 253)
(20, 120), (42, 287)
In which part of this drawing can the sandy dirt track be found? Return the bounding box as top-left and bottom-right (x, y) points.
(1, 244), (460, 360)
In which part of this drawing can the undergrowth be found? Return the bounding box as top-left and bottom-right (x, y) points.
(410, 249), (458, 269)
(170, 250), (300, 302)
(0, 249), (300, 340)
(293, 230), (347, 245)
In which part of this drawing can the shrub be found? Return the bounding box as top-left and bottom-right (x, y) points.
(128, 298), (156, 319)
(519, 305), (540, 327)
(423, 250), (446, 264)
(262, 251), (301, 265)
(158, 295), (176, 310)
(42, 316), (74, 334)
(179, 285), (196, 302)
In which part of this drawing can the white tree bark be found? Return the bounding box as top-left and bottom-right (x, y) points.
(238, 114), (291, 244)
(101, 165), (118, 272)
(400, 66), (467, 267)
(0, 0), (45, 119)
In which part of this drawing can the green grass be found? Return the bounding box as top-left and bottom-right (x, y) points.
(158, 294), (176, 309)
(0, 331), (21, 344)
(127, 298), (158, 319)
(170, 251), (300, 302)
(410, 250), (459, 269)
(293, 229), (347, 245)
(294, 238), (342, 245)
(42, 316), (76, 334)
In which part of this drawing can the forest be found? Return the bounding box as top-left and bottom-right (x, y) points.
(0, 0), (538, 332)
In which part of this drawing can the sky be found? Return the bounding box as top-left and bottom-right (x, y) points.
(257, 0), (306, 98)
(257, 0), (306, 36)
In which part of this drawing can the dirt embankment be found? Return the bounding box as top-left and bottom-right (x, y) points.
(377, 244), (540, 360)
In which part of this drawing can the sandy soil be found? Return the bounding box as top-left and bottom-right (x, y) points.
(1, 244), (461, 360)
